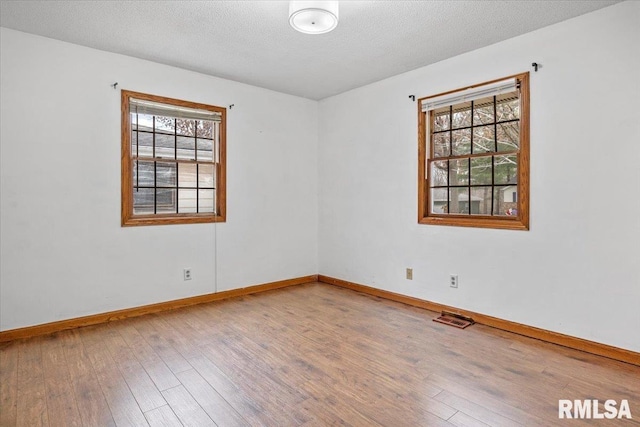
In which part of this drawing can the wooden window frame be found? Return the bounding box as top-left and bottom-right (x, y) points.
(121, 90), (226, 226)
(418, 72), (530, 230)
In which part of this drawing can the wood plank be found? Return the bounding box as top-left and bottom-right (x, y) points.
(161, 385), (215, 427)
(298, 378), (384, 427)
(101, 325), (167, 412)
(144, 405), (183, 427)
(40, 334), (83, 426)
(187, 355), (267, 427)
(433, 390), (523, 427)
(0, 341), (19, 426)
(193, 291), (456, 426)
(146, 312), (204, 361)
(60, 330), (116, 427)
(196, 338), (312, 425)
(117, 321), (181, 391)
(170, 304), (311, 426)
(176, 368), (248, 427)
(132, 316), (193, 374)
(79, 326), (149, 426)
(16, 338), (49, 427)
(426, 375), (557, 427)
(448, 411), (491, 427)
(561, 381), (640, 426)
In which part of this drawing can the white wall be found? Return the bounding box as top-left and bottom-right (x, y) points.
(318, 1), (640, 352)
(0, 28), (318, 331)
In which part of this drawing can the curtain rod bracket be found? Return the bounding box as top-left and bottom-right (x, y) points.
(408, 95), (415, 102)
(111, 82), (118, 89)
(229, 104), (235, 109)
(531, 62), (540, 72)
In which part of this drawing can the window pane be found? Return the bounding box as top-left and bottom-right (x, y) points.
(470, 187), (492, 215)
(178, 163), (197, 188)
(430, 188), (448, 214)
(137, 114), (153, 132)
(197, 138), (214, 161)
(449, 158), (469, 186)
(495, 155), (518, 185)
(470, 156), (492, 185)
(156, 162), (177, 187)
(430, 160), (448, 187)
(138, 132), (153, 158)
(130, 112), (138, 130)
(130, 129), (137, 157)
(449, 187), (469, 214)
(178, 189), (197, 213)
(199, 164), (215, 189)
(198, 189), (215, 213)
(176, 119), (195, 136)
(451, 102), (471, 129)
(473, 96), (494, 125)
(213, 135), (220, 164)
(177, 136), (196, 160)
(494, 186), (518, 216)
(156, 189), (177, 213)
(432, 132), (450, 157)
(133, 161), (154, 187)
(133, 188), (154, 214)
(197, 120), (214, 139)
(433, 109), (450, 132)
(472, 125), (495, 153)
(155, 133), (175, 159)
(497, 121), (519, 152)
(154, 116), (175, 134)
(451, 129), (471, 156)
(496, 93), (520, 121)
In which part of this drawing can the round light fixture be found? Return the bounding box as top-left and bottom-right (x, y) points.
(289, 1), (339, 35)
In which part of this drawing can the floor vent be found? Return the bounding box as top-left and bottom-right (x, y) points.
(433, 312), (474, 329)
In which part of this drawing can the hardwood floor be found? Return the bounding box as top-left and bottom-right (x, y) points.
(1, 282), (638, 426)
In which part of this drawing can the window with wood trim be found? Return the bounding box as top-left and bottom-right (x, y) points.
(121, 90), (226, 226)
(418, 73), (529, 230)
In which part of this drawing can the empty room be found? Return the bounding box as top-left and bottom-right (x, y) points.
(1, 1), (639, 425)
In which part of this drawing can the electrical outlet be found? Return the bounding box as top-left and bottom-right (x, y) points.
(450, 274), (458, 288)
(184, 268), (192, 281)
(406, 268), (413, 280)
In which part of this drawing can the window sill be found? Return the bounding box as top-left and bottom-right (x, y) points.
(122, 213), (226, 227)
(419, 215), (528, 230)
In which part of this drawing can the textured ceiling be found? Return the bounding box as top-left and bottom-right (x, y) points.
(0, 1), (620, 100)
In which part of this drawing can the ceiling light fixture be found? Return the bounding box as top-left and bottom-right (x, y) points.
(289, 1), (339, 35)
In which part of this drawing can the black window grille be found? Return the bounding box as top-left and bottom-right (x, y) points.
(131, 105), (218, 215)
(428, 91), (521, 217)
